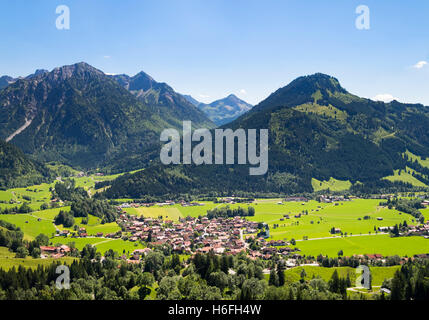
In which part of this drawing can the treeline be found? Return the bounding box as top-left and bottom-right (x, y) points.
(206, 206), (255, 219)
(53, 180), (88, 202)
(316, 254), (403, 268)
(54, 211), (75, 228)
(0, 140), (52, 189)
(0, 220), (24, 253)
(0, 246), (362, 301)
(0, 220), (49, 258)
(350, 180), (424, 196)
(70, 199), (117, 223)
(380, 197), (425, 223)
(0, 203), (33, 215)
(384, 259), (429, 300)
(54, 198), (118, 228)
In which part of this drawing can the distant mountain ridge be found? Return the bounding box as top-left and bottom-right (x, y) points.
(183, 94), (253, 126)
(0, 76), (15, 90)
(111, 72), (214, 129)
(0, 69), (50, 90)
(0, 62), (213, 172)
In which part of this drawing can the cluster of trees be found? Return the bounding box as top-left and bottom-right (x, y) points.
(0, 203), (33, 215)
(53, 180), (87, 202)
(53, 198), (118, 228)
(316, 254), (403, 268)
(54, 211), (75, 228)
(0, 245), (369, 301)
(351, 180), (423, 196)
(52, 180), (118, 228)
(383, 259), (429, 300)
(389, 222), (409, 237)
(0, 219), (48, 259)
(70, 199), (117, 224)
(381, 197), (425, 223)
(2, 240), (425, 301)
(206, 206), (255, 219)
(0, 220), (24, 254)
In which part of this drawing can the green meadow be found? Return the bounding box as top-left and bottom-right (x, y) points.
(52, 237), (144, 255)
(0, 213), (56, 240)
(312, 178), (352, 192)
(247, 199), (418, 241)
(123, 201), (221, 221)
(404, 150), (429, 169)
(294, 235), (429, 257)
(0, 246), (77, 270)
(1, 173), (429, 261)
(383, 167), (427, 187)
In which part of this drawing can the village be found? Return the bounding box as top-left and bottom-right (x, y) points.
(37, 194), (429, 264)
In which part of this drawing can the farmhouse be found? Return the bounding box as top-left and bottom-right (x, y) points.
(40, 245), (71, 258)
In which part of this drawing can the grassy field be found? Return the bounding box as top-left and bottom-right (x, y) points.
(2, 172), (429, 261)
(0, 246), (77, 270)
(312, 178), (352, 192)
(123, 202), (222, 220)
(127, 207), (184, 222)
(52, 237), (144, 255)
(383, 167), (427, 187)
(0, 213), (57, 240)
(246, 199), (418, 241)
(56, 212), (121, 236)
(294, 235), (429, 257)
(294, 103), (348, 122)
(404, 150), (429, 169)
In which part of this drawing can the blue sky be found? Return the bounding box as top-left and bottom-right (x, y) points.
(0, 0), (428, 105)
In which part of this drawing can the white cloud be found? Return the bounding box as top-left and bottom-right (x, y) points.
(239, 89), (247, 95)
(199, 94), (210, 99)
(413, 60), (427, 69)
(372, 93), (398, 103)
(103, 55), (111, 59)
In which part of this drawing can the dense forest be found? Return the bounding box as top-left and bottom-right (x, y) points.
(0, 140), (51, 189)
(0, 244), (425, 300)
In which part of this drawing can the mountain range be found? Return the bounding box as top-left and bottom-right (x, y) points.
(184, 94), (253, 126)
(0, 62), (213, 174)
(2, 63), (429, 195)
(104, 73), (429, 198)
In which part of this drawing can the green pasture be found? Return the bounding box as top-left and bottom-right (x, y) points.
(383, 167), (427, 187)
(0, 246), (77, 270)
(248, 199), (417, 240)
(312, 177), (352, 192)
(294, 235), (429, 257)
(52, 237), (144, 255)
(0, 214), (56, 240)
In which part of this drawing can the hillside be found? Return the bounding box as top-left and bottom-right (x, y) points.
(0, 140), (51, 189)
(0, 63), (213, 173)
(111, 72), (214, 129)
(104, 73), (429, 197)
